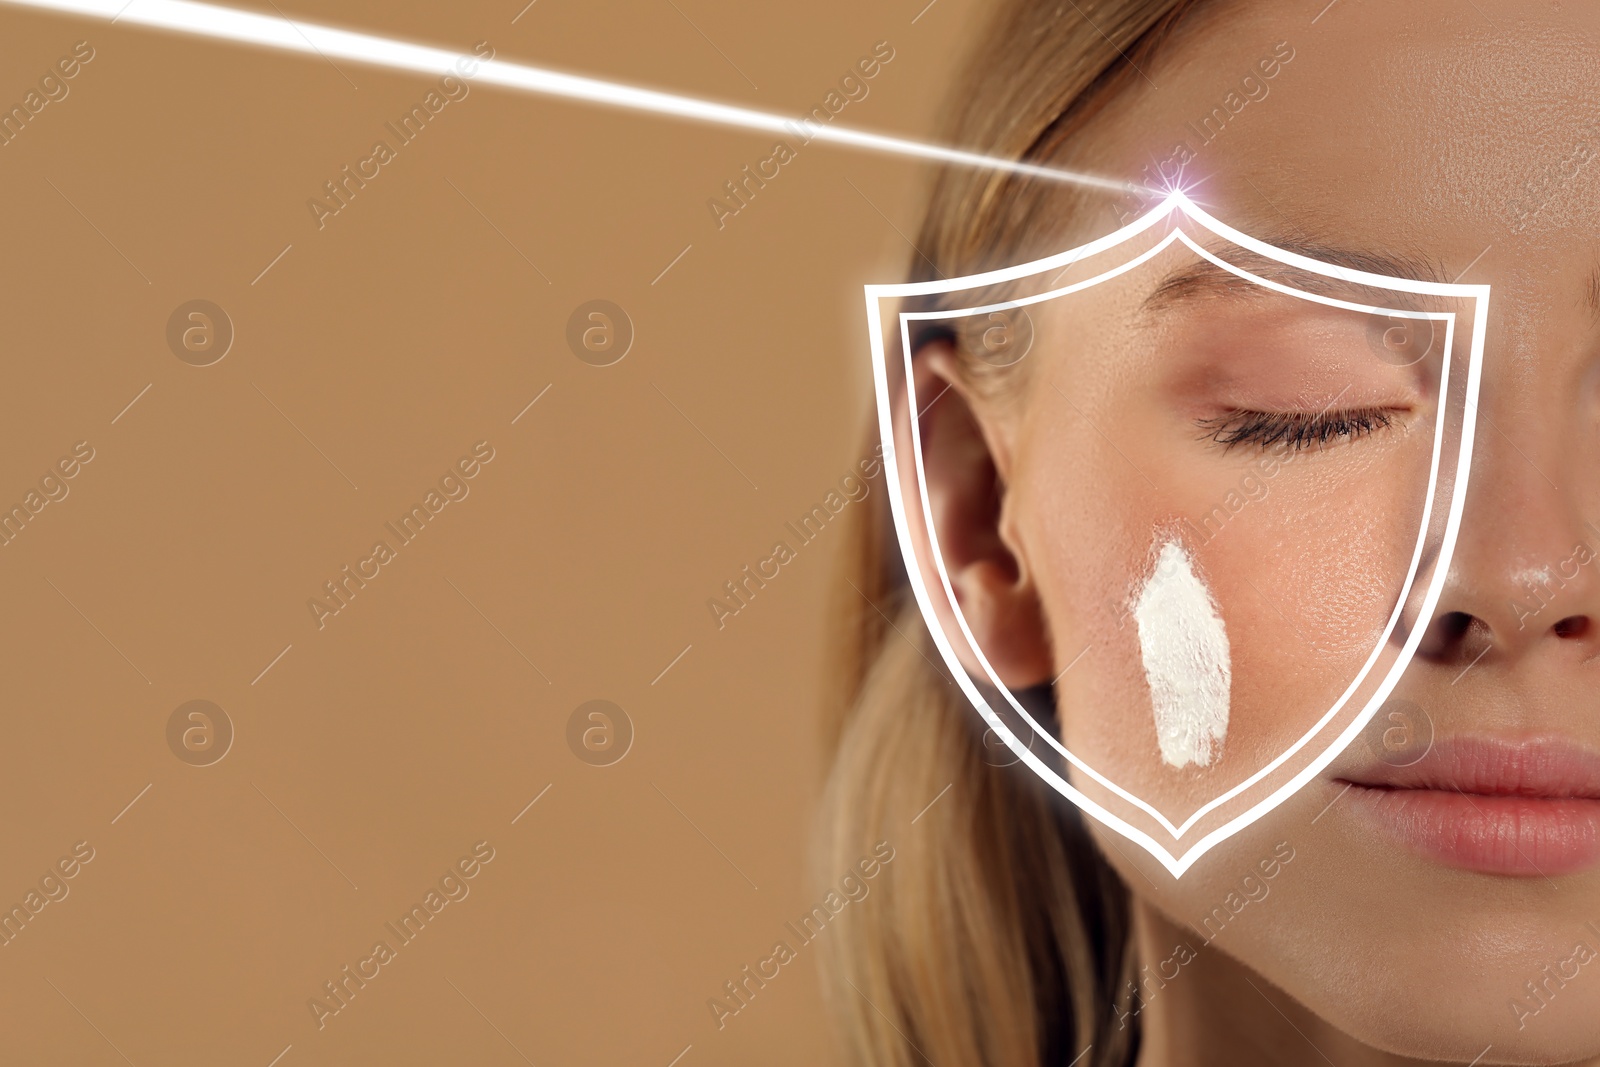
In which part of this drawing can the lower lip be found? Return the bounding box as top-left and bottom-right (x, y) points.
(1341, 785), (1600, 876)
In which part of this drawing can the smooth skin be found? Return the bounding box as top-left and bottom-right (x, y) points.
(911, 2), (1600, 1064)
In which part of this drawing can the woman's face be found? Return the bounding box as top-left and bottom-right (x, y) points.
(998, 0), (1600, 1060)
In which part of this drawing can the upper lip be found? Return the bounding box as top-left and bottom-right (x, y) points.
(1338, 737), (1600, 800)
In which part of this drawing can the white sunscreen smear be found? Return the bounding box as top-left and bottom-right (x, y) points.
(1133, 539), (1232, 769)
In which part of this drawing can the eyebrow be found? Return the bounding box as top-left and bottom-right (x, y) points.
(1140, 236), (1450, 316)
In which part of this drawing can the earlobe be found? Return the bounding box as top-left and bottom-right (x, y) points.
(892, 339), (1053, 689)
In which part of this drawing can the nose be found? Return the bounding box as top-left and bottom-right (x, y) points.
(1416, 421), (1600, 669)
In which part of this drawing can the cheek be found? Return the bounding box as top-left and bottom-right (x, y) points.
(1022, 423), (1191, 801)
(1200, 441), (1430, 761)
(1023, 408), (1431, 816)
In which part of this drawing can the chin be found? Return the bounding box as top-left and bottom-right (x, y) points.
(1321, 983), (1600, 1067)
(1255, 889), (1600, 1066)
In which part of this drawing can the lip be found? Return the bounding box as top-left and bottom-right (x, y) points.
(1336, 737), (1600, 877)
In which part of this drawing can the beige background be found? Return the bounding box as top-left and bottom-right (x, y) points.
(0, 0), (984, 1063)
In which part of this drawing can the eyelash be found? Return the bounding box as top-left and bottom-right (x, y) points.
(1196, 407), (1398, 451)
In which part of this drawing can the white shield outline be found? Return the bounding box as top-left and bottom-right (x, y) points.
(864, 191), (1488, 877)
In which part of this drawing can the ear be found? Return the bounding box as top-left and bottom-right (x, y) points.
(890, 336), (1054, 688)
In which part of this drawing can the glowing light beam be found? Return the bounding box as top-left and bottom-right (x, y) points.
(0, 0), (1144, 196)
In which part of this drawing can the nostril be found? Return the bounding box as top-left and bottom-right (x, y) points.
(1554, 616), (1591, 639)
(1417, 610), (1477, 660)
(1436, 611), (1474, 642)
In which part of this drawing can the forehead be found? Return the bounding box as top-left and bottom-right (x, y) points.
(1077, 0), (1600, 255)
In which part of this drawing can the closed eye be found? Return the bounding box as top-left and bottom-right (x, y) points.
(1196, 407), (1399, 452)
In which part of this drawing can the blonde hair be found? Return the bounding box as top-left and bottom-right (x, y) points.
(816, 3), (1203, 1065)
